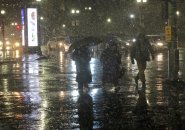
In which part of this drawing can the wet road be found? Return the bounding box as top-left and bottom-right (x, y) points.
(0, 48), (185, 130)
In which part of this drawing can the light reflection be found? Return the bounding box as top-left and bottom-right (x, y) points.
(59, 91), (65, 100)
(157, 53), (163, 61)
(71, 90), (79, 100)
(59, 51), (64, 62)
(15, 50), (20, 58)
(71, 60), (76, 72)
(3, 79), (8, 92)
(90, 58), (95, 74)
(90, 88), (99, 96)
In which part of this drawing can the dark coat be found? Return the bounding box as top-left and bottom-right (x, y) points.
(131, 34), (154, 62)
(100, 47), (122, 84)
(72, 47), (92, 84)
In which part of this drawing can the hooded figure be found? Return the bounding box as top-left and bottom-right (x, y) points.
(100, 41), (122, 86)
(131, 33), (155, 87)
(72, 46), (92, 91)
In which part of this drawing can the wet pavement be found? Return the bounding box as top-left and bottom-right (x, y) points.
(0, 48), (185, 130)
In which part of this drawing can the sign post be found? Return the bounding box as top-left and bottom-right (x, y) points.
(165, 0), (179, 81)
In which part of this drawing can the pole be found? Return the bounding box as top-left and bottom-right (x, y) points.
(1, 17), (5, 60)
(167, 0), (179, 81)
(37, 4), (42, 56)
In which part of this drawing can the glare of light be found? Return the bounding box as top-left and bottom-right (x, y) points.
(62, 24), (66, 28)
(39, 100), (47, 130)
(71, 61), (76, 72)
(59, 91), (65, 98)
(126, 42), (130, 46)
(3, 79), (8, 92)
(15, 22), (17, 25)
(15, 50), (20, 58)
(64, 44), (69, 51)
(143, 0), (147, 2)
(71, 90), (79, 99)
(76, 10), (80, 14)
(11, 33), (15, 36)
(59, 42), (63, 46)
(176, 11), (180, 16)
(90, 88), (99, 96)
(132, 38), (136, 42)
(137, 0), (147, 3)
(15, 42), (20, 47)
(71, 9), (75, 14)
(0, 41), (2, 45)
(36, 0), (41, 1)
(137, 0), (142, 2)
(157, 42), (163, 46)
(85, 7), (88, 10)
(1, 10), (5, 15)
(157, 53), (163, 61)
(107, 18), (111, 23)
(40, 16), (44, 20)
(6, 41), (10, 45)
(89, 7), (92, 10)
(130, 14), (135, 19)
(6, 46), (11, 50)
(59, 51), (64, 62)
(11, 23), (15, 26)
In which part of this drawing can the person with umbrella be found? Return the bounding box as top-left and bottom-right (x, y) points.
(100, 40), (122, 88)
(71, 45), (92, 92)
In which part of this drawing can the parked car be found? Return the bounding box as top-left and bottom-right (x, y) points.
(146, 35), (168, 51)
(47, 36), (71, 53)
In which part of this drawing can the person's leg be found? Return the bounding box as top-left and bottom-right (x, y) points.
(137, 61), (146, 86)
(84, 82), (89, 88)
(78, 82), (83, 92)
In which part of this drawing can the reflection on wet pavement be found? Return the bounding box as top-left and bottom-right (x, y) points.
(0, 50), (185, 129)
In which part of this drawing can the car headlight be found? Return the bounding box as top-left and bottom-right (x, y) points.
(6, 46), (11, 50)
(6, 41), (10, 45)
(15, 42), (20, 47)
(157, 42), (163, 46)
(126, 42), (130, 46)
(64, 44), (69, 50)
(59, 42), (63, 46)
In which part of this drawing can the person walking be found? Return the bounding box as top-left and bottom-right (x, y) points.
(71, 46), (92, 92)
(131, 32), (155, 87)
(100, 41), (122, 87)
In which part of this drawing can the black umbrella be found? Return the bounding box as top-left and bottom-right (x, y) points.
(68, 36), (102, 53)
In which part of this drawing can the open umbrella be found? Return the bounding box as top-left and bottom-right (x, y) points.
(68, 36), (102, 53)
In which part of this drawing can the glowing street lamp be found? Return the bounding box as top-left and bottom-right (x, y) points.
(129, 14), (135, 19)
(107, 18), (111, 23)
(1, 9), (6, 60)
(136, 0), (147, 27)
(137, 0), (147, 3)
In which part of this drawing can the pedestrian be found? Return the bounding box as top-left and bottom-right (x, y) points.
(71, 46), (92, 92)
(131, 32), (155, 87)
(100, 41), (122, 87)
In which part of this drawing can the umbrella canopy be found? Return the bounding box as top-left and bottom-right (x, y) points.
(68, 36), (102, 53)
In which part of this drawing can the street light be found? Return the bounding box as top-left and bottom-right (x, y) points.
(107, 18), (111, 23)
(36, 0), (42, 55)
(1, 9), (6, 60)
(137, 0), (147, 3)
(136, 0), (147, 27)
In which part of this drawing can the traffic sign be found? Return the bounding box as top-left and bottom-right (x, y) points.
(165, 26), (171, 41)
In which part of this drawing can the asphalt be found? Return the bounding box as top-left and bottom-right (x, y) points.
(0, 48), (185, 130)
